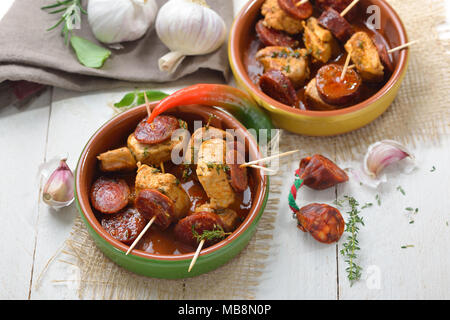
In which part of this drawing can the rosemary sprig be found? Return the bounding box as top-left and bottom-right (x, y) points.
(191, 224), (231, 243)
(42, 0), (87, 45)
(340, 196), (365, 286)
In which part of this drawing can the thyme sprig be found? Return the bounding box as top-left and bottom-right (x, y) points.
(42, 0), (87, 45)
(340, 196), (365, 286)
(191, 224), (231, 243)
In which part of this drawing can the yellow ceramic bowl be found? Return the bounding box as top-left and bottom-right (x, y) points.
(228, 0), (410, 136)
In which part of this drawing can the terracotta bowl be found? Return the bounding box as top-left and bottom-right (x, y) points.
(75, 103), (269, 279)
(229, 0), (410, 136)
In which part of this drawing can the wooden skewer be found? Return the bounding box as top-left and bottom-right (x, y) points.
(240, 150), (300, 168)
(340, 0), (359, 17)
(387, 40), (418, 54)
(188, 239), (205, 272)
(143, 90), (152, 118)
(126, 216), (156, 255)
(340, 54), (352, 81)
(296, 0), (308, 6)
(249, 164), (276, 173)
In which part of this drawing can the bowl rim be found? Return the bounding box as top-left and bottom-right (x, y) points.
(75, 103), (269, 262)
(229, 0), (409, 118)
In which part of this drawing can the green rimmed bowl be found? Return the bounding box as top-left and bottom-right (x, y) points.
(75, 103), (269, 279)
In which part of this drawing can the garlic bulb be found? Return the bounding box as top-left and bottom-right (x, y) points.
(156, 0), (227, 73)
(88, 0), (158, 44)
(42, 158), (74, 210)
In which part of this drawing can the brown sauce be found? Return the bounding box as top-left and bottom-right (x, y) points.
(246, 14), (390, 110)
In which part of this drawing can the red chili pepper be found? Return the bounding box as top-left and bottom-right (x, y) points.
(146, 84), (274, 139)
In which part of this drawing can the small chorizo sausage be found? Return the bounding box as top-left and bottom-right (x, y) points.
(255, 20), (299, 48)
(101, 208), (147, 245)
(135, 189), (175, 230)
(296, 203), (345, 244)
(226, 149), (248, 193)
(134, 115), (180, 145)
(90, 177), (130, 214)
(174, 212), (226, 248)
(298, 154), (349, 190)
(316, 64), (361, 106)
(259, 69), (298, 106)
(318, 7), (354, 42)
(278, 0), (313, 20)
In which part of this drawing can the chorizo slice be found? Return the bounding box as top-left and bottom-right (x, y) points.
(318, 7), (354, 42)
(298, 154), (349, 190)
(315, 0), (359, 20)
(316, 64), (361, 106)
(135, 189), (175, 230)
(278, 0), (313, 20)
(90, 177), (130, 214)
(296, 203), (345, 244)
(371, 32), (395, 73)
(226, 149), (248, 193)
(101, 208), (147, 245)
(174, 212), (226, 248)
(255, 20), (299, 48)
(134, 115), (180, 145)
(259, 69), (298, 106)
(305, 78), (336, 111)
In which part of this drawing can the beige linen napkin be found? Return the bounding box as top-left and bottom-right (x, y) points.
(0, 0), (232, 92)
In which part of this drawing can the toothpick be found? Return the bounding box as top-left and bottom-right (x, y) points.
(348, 64), (356, 69)
(340, 0), (359, 17)
(387, 40), (418, 54)
(126, 216), (156, 255)
(143, 90), (151, 117)
(249, 164), (276, 173)
(188, 239), (205, 272)
(160, 162), (165, 174)
(296, 0), (308, 6)
(341, 54), (352, 81)
(240, 150), (300, 168)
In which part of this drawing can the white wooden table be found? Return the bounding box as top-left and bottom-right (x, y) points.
(1, 0), (449, 300)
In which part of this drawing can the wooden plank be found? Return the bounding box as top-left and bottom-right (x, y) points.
(0, 90), (51, 299)
(338, 134), (450, 299)
(254, 157), (338, 299)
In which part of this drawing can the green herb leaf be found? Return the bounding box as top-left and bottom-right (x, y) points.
(375, 194), (381, 206)
(70, 36), (111, 68)
(397, 186), (406, 195)
(113, 90), (169, 109)
(136, 91), (170, 106)
(191, 224), (231, 243)
(114, 93), (137, 108)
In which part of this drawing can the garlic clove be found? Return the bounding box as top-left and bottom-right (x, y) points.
(363, 140), (414, 178)
(42, 158), (75, 210)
